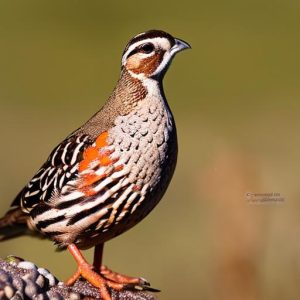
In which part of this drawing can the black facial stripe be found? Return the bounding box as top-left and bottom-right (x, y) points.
(127, 48), (138, 59)
(127, 43), (155, 59)
(123, 29), (175, 56)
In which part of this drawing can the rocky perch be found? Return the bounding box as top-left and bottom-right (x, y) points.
(0, 256), (158, 300)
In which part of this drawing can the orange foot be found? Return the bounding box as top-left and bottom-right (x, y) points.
(65, 244), (158, 300)
(100, 265), (150, 288)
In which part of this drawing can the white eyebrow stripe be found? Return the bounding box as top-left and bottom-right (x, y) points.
(122, 37), (171, 65)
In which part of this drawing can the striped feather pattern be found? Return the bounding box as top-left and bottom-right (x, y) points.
(13, 135), (92, 212)
(5, 30), (183, 250)
(17, 92), (177, 249)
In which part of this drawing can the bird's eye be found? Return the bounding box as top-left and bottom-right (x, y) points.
(126, 43), (155, 59)
(140, 43), (155, 54)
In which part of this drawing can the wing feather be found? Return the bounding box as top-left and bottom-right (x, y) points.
(12, 134), (92, 212)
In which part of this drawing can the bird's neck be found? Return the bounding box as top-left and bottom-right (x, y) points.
(77, 69), (164, 139)
(107, 68), (148, 113)
(106, 68), (167, 114)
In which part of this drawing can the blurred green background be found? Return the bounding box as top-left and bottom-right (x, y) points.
(0, 1), (300, 299)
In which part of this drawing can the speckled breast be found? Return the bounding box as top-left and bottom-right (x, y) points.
(77, 97), (177, 248)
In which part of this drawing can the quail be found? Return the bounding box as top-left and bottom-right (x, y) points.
(0, 30), (190, 300)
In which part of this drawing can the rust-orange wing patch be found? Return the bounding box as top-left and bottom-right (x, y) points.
(78, 131), (121, 196)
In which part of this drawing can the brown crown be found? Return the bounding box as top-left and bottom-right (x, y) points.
(123, 30), (175, 56)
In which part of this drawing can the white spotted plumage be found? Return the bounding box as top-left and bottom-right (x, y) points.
(0, 30), (190, 300)
(1, 30), (190, 253)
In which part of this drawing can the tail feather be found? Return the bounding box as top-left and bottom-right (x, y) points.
(0, 208), (29, 241)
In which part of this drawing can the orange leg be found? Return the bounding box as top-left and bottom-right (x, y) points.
(65, 244), (127, 300)
(93, 243), (150, 287)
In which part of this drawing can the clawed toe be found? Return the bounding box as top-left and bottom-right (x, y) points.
(99, 265), (161, 292)
(140, 285), (161, 293)
(66, 244), (160, 299)
(139, 277), (150, 286)
(100, 265), (147, 286)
